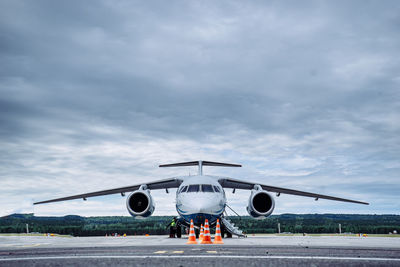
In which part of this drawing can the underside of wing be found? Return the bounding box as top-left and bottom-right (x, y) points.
(34, 178), (183, 205)
(218, 178), (369, 205)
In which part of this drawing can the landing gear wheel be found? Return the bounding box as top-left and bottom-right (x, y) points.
(176, 225), (182, 238)
(221, 225), (232, 238)
(195, 228), (200, 239)
(221, 226), (226, 238)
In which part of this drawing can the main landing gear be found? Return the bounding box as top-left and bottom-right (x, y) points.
(176, 225), (182, 238)
(221, 225), (232, 238)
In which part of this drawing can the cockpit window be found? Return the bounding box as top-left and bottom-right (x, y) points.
(187, 184), (200, 193)
(179, 186), (188, 193)
(185, 184), (216, 193)
(201, 184), (214, 192)
(213, 185), (221, 193)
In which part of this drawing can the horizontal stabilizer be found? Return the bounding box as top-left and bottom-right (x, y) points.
(159, 160), (241, 168)
(159, 160), (241, 175)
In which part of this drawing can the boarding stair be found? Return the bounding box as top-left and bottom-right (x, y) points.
(221, 205), (247, 238)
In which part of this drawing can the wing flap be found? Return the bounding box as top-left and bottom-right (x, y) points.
(219, 178), (369, 205)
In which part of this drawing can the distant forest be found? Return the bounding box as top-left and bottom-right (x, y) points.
(1, 214), (399, 236)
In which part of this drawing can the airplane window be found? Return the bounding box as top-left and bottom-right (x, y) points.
(187, 184), (200, 193)
(202, 184), (214, 192)
(213, 186), (221, 193)
(179, 186), (188, 193)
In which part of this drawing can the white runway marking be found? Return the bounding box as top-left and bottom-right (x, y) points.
(0, 255), (399, 262)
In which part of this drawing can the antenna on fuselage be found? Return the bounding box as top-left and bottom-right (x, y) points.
(159, 160), (242, 175)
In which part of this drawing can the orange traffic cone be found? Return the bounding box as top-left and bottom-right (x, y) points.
(199, 224), (204, 242)
(213, 219), (224, 244)
(200, 219), (213, 244)
(186, 219), (198, 244)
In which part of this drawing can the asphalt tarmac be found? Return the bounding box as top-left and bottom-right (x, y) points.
(1, 235), (400, 266)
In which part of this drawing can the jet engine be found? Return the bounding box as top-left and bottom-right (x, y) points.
(126, 187), (155, 218)
(246, 185), (275, 218)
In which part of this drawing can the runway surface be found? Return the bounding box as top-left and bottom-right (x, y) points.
(1, 235), (400, 266)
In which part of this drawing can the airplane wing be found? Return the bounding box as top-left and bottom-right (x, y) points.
(218, 177), (369, 205)
(34, 177), (183, 205)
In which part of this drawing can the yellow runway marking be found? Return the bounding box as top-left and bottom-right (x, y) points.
(172, 251), (184, 254)
(22, 244), (41, 248)
(207, 251), (218, 254)
(154, 251), (167, 254)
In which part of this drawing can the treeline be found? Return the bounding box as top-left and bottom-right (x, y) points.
(0, 214), (172, 236)
(229, 214), (400, 234)
(0, 214), (399, 236)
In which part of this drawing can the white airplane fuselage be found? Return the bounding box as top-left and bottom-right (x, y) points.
(175, 175), (226, 226)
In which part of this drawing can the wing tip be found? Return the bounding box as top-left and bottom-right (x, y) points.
(33, 200), (49, 205)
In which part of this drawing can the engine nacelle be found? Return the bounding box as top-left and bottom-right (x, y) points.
(126, 187), (155, 218)
(246, 185), (275, 219)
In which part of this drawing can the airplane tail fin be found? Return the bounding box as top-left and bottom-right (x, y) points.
(159, 160), (241, 175)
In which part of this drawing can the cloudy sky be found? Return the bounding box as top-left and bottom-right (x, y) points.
(0, 0), (399, 217)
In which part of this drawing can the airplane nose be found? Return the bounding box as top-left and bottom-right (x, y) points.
(192, 197), (217, 213)
(178, 194), (224, 225)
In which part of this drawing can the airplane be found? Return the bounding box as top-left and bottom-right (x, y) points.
(34, 160), (369, 237)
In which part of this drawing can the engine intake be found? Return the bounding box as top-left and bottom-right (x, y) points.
(247, 186), (275, 218)
(126, 189), (155, 218)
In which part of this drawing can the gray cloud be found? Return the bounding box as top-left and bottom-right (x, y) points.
(0, 0), (399, 216)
